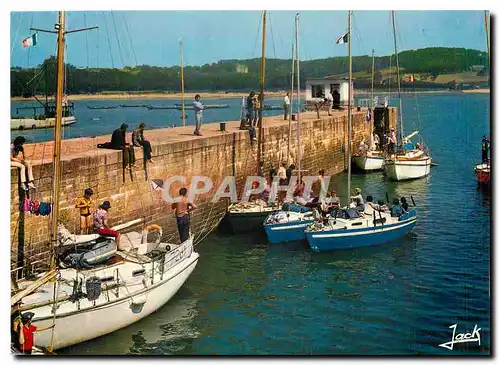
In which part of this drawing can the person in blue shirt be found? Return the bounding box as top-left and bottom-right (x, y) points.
(193, 94), (204, 136)
(390, 198), (403, 217)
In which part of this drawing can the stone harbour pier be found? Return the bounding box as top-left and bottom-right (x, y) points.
(10, 107), (397, 275)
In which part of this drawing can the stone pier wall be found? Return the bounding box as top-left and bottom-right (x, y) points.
(10, 108), (397, 273)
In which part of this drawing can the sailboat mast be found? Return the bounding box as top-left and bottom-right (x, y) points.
(484, 11), (490, 68)
(288, 42), (294, 164)
(371, 49), (375, 108)
(295, 13), (301, 183)
(391, 10), (404, 147)
(50, 11), (66, 269)
(180, 40), (186, 127)
(346, 10), (352, 205)
(257, 10), (267, 176)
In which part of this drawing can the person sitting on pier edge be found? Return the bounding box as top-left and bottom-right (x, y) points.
(390, 198), (403, 217)
(11, 136), (36, 190)
(172, 187), (197, 243)
(93, 201), (121, 249)
(99, 123), (136, 170)
(193, 94), (204, 136)
(283, 92), (291, 120)
(400, 196), (409, 214)
(482, 135), (490, 163)
(132, 122), (154, 164)
(75, 188), (93, 234)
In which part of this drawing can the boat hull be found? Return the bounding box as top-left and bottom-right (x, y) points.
(264, 220), (312, 244)
(306, 212), (417, 252)
(352, 155), (385, 171)
(28, 248), (198, 350)
(227, 210), (276, 234)
(474, 163), (490, 184)
(11, 116), (76, 130)
(384, 156), (431, 181)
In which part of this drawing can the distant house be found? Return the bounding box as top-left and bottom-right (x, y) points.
(236, 63), (248, 74)
(471, 65), (485, 72)
(305, 76), (351, 104)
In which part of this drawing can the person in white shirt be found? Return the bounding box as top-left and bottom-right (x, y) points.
(283, 93), (291, 120)
(358, 140), (368, 155)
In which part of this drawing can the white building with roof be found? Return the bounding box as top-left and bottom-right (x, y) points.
(305, 76), (352, 105)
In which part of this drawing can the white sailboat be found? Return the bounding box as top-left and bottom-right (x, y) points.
(11, 12), (199, 352)
(352, 49), (385, 171)
(384, 11), (431, 181)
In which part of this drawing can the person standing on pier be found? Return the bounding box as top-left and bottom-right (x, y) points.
(252, 93), (261, 128)
(246, 91), (255, 125)
(482, 136), (490, 163)
(110, 123), (136, 170)
(132, 123), (154, 164)
(283, 92), (291, 120)
(172, 187), (197, 243)
(193, 94), (204, 136)
(10, 136), (36, 190)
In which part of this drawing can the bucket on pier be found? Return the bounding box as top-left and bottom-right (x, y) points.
(220, 122), (226, 132)
(291, 114), (297, 121)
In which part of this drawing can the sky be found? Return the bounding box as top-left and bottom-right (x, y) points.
(10, 10), (488, 68)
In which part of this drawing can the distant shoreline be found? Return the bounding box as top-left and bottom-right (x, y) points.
(10, 88), (489, 102)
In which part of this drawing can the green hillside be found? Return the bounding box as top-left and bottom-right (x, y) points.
(11, 47), (489, 96)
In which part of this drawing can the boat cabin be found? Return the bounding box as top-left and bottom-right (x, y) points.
(305, 76), (352, 105)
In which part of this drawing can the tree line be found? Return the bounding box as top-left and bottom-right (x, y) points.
(11, 47), (489, 96)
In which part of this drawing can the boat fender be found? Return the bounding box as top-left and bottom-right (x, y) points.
(86, 276), (102, 302)
(142, 224), (163, 245)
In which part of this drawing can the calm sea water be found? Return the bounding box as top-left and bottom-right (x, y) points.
(45, 93), (490, 355)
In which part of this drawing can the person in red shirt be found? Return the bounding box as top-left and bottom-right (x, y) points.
(16, 312), (54, 354)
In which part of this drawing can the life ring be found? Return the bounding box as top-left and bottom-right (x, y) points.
(141, 224), (163, 245)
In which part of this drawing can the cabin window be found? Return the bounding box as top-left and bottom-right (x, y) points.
(311, 84), (324, 98)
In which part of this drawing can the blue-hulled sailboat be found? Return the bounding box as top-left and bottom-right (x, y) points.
(304, 10), (418, 253)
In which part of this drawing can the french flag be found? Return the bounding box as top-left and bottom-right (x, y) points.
(336, 32), (348, 44)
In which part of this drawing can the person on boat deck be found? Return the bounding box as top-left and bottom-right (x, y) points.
(75, 188), (94, 234)
(277, 162), (287, 185)
(311, 169), (326, 201)
(482, 136), (490, 163)
(11, 136), (36, 190)
(283, 92), (291, 120)
(371, 132), (380, 151)
(376, 200), (390, 213)
(390, 198), (403, 217)
(364, 195), (378, 216)
(416, 142), (423, 151)
(358, 140), (368, 155)
(387, 128), (397, 154)
(322, 191), (340, 215)
(246, 91), (255, 125)
(93, 201), (121, 249)
(400, 196), (410, 213)
(350, 187), (364, 208)
(193, 94), (204, 136)
(286, 164), (296, 183)
(172, 187), (197, 243)
(132, 123), (154, 164)
(16, 312), (54, 355)
(110, 123), (136, 170)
